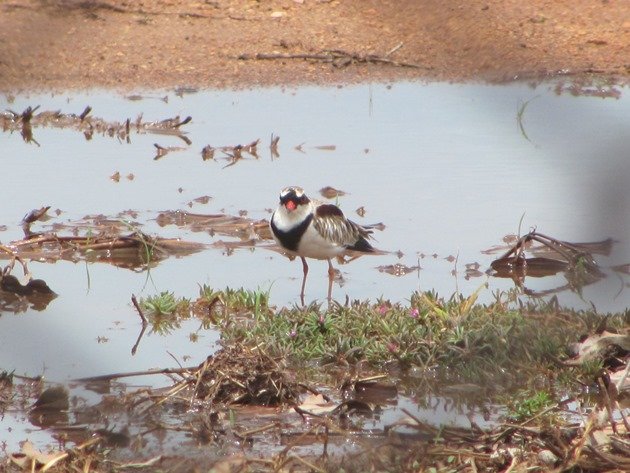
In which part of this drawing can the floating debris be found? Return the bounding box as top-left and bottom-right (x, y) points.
(155, 210), (270, 241)
(0, 274), (57, 313)
(554, 80), (622, 99)
(192, 195), (212, 205)
(342, 375), (398, 404)
(125, 94), (168, 103)
(21, 206), (51, 238)
(270, 133), (280, 158)
(0, 275), (54, 297)
(464, 262), (484, 279)
(377, 263), (419, 276)
(0, 210), (207, 272)
(0, 106), (192, 145)
(319, 186), (347, 199)
(490, 230), (606, 295)
(153, 142), (187, 160)
(31, 386), (69, 412)
(174, 86), (198, 98)
(201, 139), (261, 167)
(201, 145), (215, 160)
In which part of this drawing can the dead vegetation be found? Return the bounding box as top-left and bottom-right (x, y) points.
(490, 230), (614, 297)
(155, 209), (272, 249)
(0, 105), (191, 145)
(201, 138), (262, 168)
(5, 322), (629, 472)
(159, 344), (301, 407)
(1, 104), (290, 167)
(237, 44), (430, 70)
(1, 206), (275, 269)
(0, 203), (284, 315)
(2, 208), (206, 271)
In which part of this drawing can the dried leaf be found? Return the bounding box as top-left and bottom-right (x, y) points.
(297, 393), (337, 415)
(10, 441), (63, 469)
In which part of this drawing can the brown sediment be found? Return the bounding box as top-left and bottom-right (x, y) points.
(0, 0), (628, 93)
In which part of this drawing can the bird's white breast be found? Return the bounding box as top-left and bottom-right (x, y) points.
(296, 219), (346, 260)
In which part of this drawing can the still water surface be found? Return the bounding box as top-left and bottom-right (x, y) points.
(1, 81), (629, 448)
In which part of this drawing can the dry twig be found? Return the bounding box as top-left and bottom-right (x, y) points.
(238, 47), (429, 70)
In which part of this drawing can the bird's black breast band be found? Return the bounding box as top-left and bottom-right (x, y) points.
(270, 213), (314, 252)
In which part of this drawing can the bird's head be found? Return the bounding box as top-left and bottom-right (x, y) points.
(279, 186), (310, 213)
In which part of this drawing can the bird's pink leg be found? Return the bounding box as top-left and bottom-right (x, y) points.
(327, 259), (335, 303)
(300, 256), (308, 306)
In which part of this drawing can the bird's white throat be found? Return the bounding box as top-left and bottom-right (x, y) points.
(272, 201), (314, 231)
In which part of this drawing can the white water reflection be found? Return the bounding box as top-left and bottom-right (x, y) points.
(1, 82), (629, 390)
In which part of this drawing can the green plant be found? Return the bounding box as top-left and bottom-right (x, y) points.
(198, 284), (271, 317)
(506, 390), (555, 422)
(187, 287), (629, 384)
(140, 291), (189, 317)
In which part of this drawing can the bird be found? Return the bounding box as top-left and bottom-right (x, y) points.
(269, 186), (378, 305)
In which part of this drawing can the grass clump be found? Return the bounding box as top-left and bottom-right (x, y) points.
(505, 389), (555, 423)
(197, 287), (622, 382)
(139, 291), (191, 335)
(188, 286), (628, 384)
(140, 291), (190, 317)
(197, 284), (271, 316)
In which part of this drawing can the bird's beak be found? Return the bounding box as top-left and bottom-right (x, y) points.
(285, 200), (297, 211)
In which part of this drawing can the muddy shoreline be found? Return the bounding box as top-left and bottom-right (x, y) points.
(1, 0), (629, 93)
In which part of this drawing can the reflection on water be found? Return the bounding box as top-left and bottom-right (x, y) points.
(1, 81), (629, 450)
(3, 365), (503, 461)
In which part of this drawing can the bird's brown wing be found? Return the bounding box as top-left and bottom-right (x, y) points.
(313, 204), (374, 249)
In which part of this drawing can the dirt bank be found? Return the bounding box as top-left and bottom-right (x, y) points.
(1, 0), (629, 92)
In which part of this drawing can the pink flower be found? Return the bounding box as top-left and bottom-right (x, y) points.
(378, 304), (388, 315)
(409, 308), (419, 319)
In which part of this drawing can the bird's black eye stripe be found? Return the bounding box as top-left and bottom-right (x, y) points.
(280, 192), (309, 206)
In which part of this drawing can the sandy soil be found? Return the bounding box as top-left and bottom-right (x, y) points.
(0, 0), (629, 92)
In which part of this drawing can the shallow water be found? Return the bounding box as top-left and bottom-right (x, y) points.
(1, 81), (629, 450)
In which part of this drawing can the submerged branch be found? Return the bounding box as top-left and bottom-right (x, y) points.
(75, 366), (193, 383)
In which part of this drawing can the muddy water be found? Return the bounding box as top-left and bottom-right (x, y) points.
(1, 82), (629, 450)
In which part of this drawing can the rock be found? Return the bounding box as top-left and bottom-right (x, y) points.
(538, 449), (558, 467)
